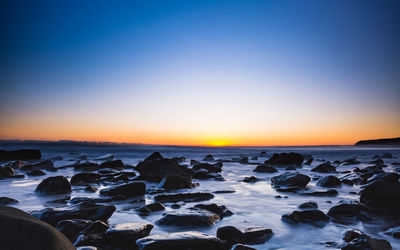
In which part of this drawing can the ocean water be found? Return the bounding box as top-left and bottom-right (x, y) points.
(1, 143), (400, 249)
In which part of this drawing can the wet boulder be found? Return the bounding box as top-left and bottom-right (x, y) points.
(282, 210), (329, 225)
(360, 181), (400, 212)
(154, 192), (214, 203)
(4, 160), (29, 170)
(35, 176), (72, 195)
(317, 175), (341, 187)
(202, 154), (215, 161)
(253, 164), (278, 173)
(192, 203), (233, 218)
(385, 226), (400, 239)
(217, 226), (245, 246)
(30, 160), (57, 172)
(193, 170), (224, 181)
(0, 149), (41, 160)
(136, 231), (223, 250)
(0, 205), (74, 250)
(240, 226), (273, 244)
(264, 152), (304, 166)
(27, 169), (46, 176)
(0, 197), (19, 205)
(71, 173), (101, 185)
(366, 172), (399, 184)
(242, 176), (260, 183)
(158, 174), (192, 190)
(100, 160), (123, 170)
(342, 158), (360, 165)
(299, 201), (318, 209)
(56, 219), (92, 242)
(144, 152), (164, 161)
(32, 204), (116, 226)
(271, 172), (310, 190)
(327, 203), (365, 218)
(304, 158), (313, 165)
(0, 166), (14, 178)
(342, 230), (392, 250)
(192, 163), (222, 173)
(137, 203), (165, 215)
(100, 182), (146, 198)
(73, 162), (101, 172)
(157, 209), (220, 227)
(102, 222), (153, 249)
(136, 158), (192, 182)
(311, 162), (336, 173)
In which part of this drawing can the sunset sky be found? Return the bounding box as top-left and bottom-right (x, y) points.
(1, 0), (399, 146)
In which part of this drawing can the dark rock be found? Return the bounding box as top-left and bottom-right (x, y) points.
(32, 204), (116, 226)
(154, 192), (214, 203)
(271, 172), (310, 190)
(100, 182), (146, 198)
(136, 158), (192, 182)
(172, 156), (186, 163)
(299, 189), (338, 197)
(192, 163), (222, 173)
(299, 201), (318, 209)
(136, 231), (223, 250)
(0, 166), (14, 178)
(103, 222), (153, 248)
(158, 174), (192, 190)
(80, 220), (109, 236)
(71, 173), (101, 185)
(35, 176), (72, 195)
(242, 176), (259, 183)
(304, 158), (313, 165)
(217, 226), (245, 246)
(360, 181), (400, 212)
(84, 186), (97, 193)
(370, 159), (384, 165)
(144, 152), (164, 161)
(137, 203), (165, 215)
(233, 244), (257, 250)
(241, 226), (273, 244)
(342, 158), (360, 165)
(193, 170), (224, 181)
(253, 164), (278, 173)
(238, 157), (249, 164)
(366, 172), (399, 184)
(384, 226), (400, 239)
(190, 160), (201, 165)
(214, 190), (235, 194)
(282, 210), (329, 225)
(343, 229), (363, 242)
(251, 156), (258, 160)
(202, 155), (215, 161)
(0, 149), (41, 160)
(32, 160), (57, 171)
(56, 219), (92, 242)
(311, 162), (336, 173)
(260, 151), (267, 157)
(193, 203), (232, 218)
(100, 160), (123, 170)
(342, 230), (392, 250)
(73, 162), (101, 172)
(27, 169), (46, 176)
(4, 160), (28, 170)
(382, 152), (393, 158)
(264, 152), (304, 166)
(157, 210), (220, 227)
(69, 197), (112, 204)
(0, 197), (19, 205)
(327, 203), (365, 218)
(317, 175), (341, 187)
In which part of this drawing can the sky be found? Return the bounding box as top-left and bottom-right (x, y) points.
(0, 0), (399, 146)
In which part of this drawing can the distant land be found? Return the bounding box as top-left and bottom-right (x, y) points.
(355, 137), (400, 146)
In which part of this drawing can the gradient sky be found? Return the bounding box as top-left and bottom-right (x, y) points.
(1, 0), (399, 146)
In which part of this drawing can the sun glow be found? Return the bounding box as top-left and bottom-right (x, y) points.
(207, 140), (231, 147)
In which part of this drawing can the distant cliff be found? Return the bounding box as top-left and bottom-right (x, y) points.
(355, 137), (400, 146)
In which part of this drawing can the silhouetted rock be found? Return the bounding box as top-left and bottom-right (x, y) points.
(35, 176), (71, 195)
(327, 203), (365, 218)
(282, 210), (329, 225)
(366, 172), (399, 184)
(136, 231), (223, 250)
(0, 206), (74, 250)
(192, 203), (233, 218)
(202, 155), (215, 161)
(317, 175), (341, 187)
(271, 172), (310, 190)
(56, 219), (92, 242)
(311, 162), (336, 173)
(157, 210), (220, 226)
(304, 158), (313, 165)
(158, 174), (192, 190)
(71, 173), (101, 185)
(360, 181), (400, 212)
(233, 244), (257, 250)
(193, 170), (224, 181)
(102, 222), (153, 249)
(136, 158), (192, 182)
(253, 164), (278, 173)
(385, 226), (400, 239)
(299, 201), (318, 209)
(154, 192), (214, 203)
(264, 152), (304, 166)
(217, 226), (245, 246)
(241, 226), (273, 244)
(192, 163), (222, 173)
(100, 182), (146, 198)
(0, 149), (41, 160)
(144, 152), (164, 161)
(100, 160), (123, 170)
(342, 229), (392, 250)
(137, 203), (165, 215)
(27, 169), (46, 176)
(0, 166), (14, 178)
(73, 162), (101, 172)
(242, 176), (259, 183)
(0, 197), (19, 205)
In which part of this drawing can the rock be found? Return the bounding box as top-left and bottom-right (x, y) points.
(233, 244), (257, 250)
(71, 173), (101, 185)
(100, 182), (146, 198)
(27, 169), (46, 176)
(299, 201), (318, 209)
(33, 160), (57, 171)
(85, 186), (98, 193)
(242, 176), (259, 183)
(154, 192), (214, 203)
(264, 152), (304, 166)
(202, 155), (215, 161)
(360, 181), (400, 212)
(136, 231), (223, 250)
(103, 222), (153, 249)
(0, 197), (19, 205)
(366, 172), (399, 184)
(342, 158), (360, 165)
(217, 226), (245, 246)
(343, 229), (363, 242)
(311, 162), (336, 173)
(190, 160), (201, 165)
(35, 176), (72, 195)
(4, 160), (28, 170)
(158, 174), (192, 190)
(0, 166), (14, 178)
(157, 210), (220, 226)
(241, 226), (273, 244)
(32, 204), (116, 226)
(304, 158), (313, 165)
(271, 172), (310, 190)
(299, 189), (338, 197)
(317, 175), (341, 187)
(342, 230), (392, 250)
(0, 149), (41, 160)
(73, 162), (101, 172)
(137, 203), (165, 215)
(192, 203), (233, 218)
(251, 156), (258, 160)
(80, 220), (109, 236)
(144, 152), (164, 161)
(0, 205), (74, 250)
(370, 159), (384, 165)
(238, 157), (249, 164)
(214, 190), (235, 194)
(381, 152), (393, 158)
(136, 158), (192, 182)
(100, 160), (123, 170)
(282, 210), (329, 225)
(192, 163), (222, 173)
(69, 197), (113, 204)
(56, 219), (92, 242)
(193, 169), (224, 181)
(253, 164), (278, 173)
(384, 226), (400, 239)
(327, 203), (365, 218)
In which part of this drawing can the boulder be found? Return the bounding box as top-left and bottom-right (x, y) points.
(282, 210), (329, 225)
(157, 210), (220, 226)
(100, 160), (123, 170)
(384, 226), (400, 239)
(299, 201), (318, 209)
(366, 172), (399, 184)
(32, 204), (116, 226)
(136, 231), (223, 250)
(360, 181), (400, 212)
(193, 170), (224, 181)
(233, 244), (256, 250)
(192, 163), (222, 173)
(71, 173), (101, 185)
(271, 172), (310, 190)
(73, 162), (101, 172)
(317, 175), (341, 187)
(342, 230), (391, 250)
(242, 176), (259, 183)
(264, 152), (304, 166)
(158, 174), (192, 190)
(342, 158), (360, 165)
(137, 203), (165, 215)
(35, 176), (72, 195)
(241, 226), (273, 244)
(327, 203), (365, 218)
(0, 197), (19, 205)
(202, 155), (215, 161)
(154, 192), (214, 203)
(217, 226), (245, 246)
(311, 162), (336, 173)
(136, 158), (192, 182)
(100, 182), (146, 198)
(55, 219), (92, 242)
(0, 149), (41, 160)
(0, 166), (14, 178)
(27, 170), (46, 176)
(144, 152), (164, 161)
(0, 205), (74, 250)
(192, 203), (232, 218)
(102, 222), (153, 249)
(253, 164), (278, 173)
